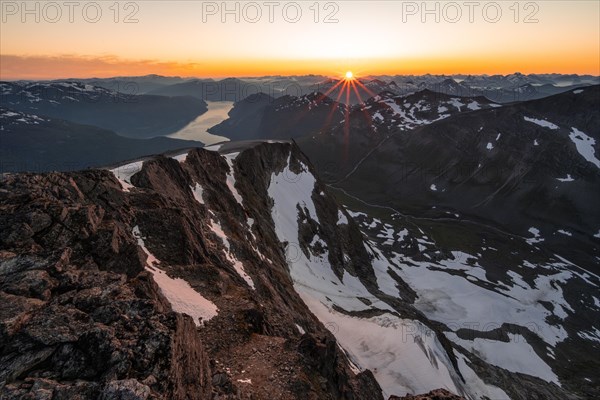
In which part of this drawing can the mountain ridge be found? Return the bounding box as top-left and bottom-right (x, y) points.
(2, 141), (594, 399)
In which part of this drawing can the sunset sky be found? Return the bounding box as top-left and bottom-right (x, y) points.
(1, 1), (599, 79)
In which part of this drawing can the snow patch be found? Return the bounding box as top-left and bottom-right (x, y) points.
(172, 152), (189, 163)
(223, 153), (245, 205)
(133, 226), (218, 326)
(448, 333), (560, 385)
(454, 352), (510, 400)
(204, 143), (223, 152)
(467, 101), (480, 110)
(568, 127), (600, 168)
(524, 116), (559, 130)
(391, 251), (573, 347)
(448, 98), (464, 111)
(209, 217), (255, 289)
(526, 227), (544, 244)
(191, 183), (205, 204)
(109, 161), (144, 192)
(301, 296), (461, 398)
(337, 210), (349, 225)
(556, 175), (574, 182)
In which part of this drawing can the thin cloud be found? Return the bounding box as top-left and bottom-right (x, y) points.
(0, 54), (206, 80)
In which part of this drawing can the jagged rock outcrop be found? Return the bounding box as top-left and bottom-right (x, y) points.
(0, 171), (212, 399)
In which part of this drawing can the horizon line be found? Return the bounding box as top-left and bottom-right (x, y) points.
(2, 72), (600, 82)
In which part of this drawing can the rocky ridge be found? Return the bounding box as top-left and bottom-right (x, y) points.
(0, 143), (383, 399)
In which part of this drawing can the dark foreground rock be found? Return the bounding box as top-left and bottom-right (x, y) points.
(0, 171), (211, 399)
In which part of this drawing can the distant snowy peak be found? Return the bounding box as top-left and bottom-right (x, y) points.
(274, 91), (346, 112)
(0, 81), (131, 105)
(0, 107), (47, 129)
(361, 89), (500, 131)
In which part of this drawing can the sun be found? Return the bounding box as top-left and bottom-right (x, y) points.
(345, 71), (354, 80)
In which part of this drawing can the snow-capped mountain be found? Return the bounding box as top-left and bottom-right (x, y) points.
(305, 86), (600, 271)
(296, 89), (502, 182)
(0, 81), (207, 138)
(360, 89), (501, 132)
(2, 141), (596, 399)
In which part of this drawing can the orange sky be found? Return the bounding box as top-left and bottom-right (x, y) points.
(1, 1), (599, 79)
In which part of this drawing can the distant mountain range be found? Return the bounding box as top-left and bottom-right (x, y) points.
(97, 73), (599, 104)
(2, 73), (598, 174)
(211, 88), (502, 142)
(45, 74), (190, 94)
(18, 73), (595, 105)
(1, 81), (207, 138)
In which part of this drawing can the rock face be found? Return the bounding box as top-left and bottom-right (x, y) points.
(0, 143), (384, 399)
(0, 171), (211, 399)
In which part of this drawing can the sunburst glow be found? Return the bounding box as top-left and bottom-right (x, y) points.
(345, 71), (354, 79)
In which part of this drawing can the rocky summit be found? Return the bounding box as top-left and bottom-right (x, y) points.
(0, 141), (596, 399)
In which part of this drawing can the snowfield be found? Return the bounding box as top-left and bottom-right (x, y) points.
(266, 151), (509, 399)
(448, 332), (560, 385)
(346, 209), (600, 393)
(191, 182), (205, 204)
